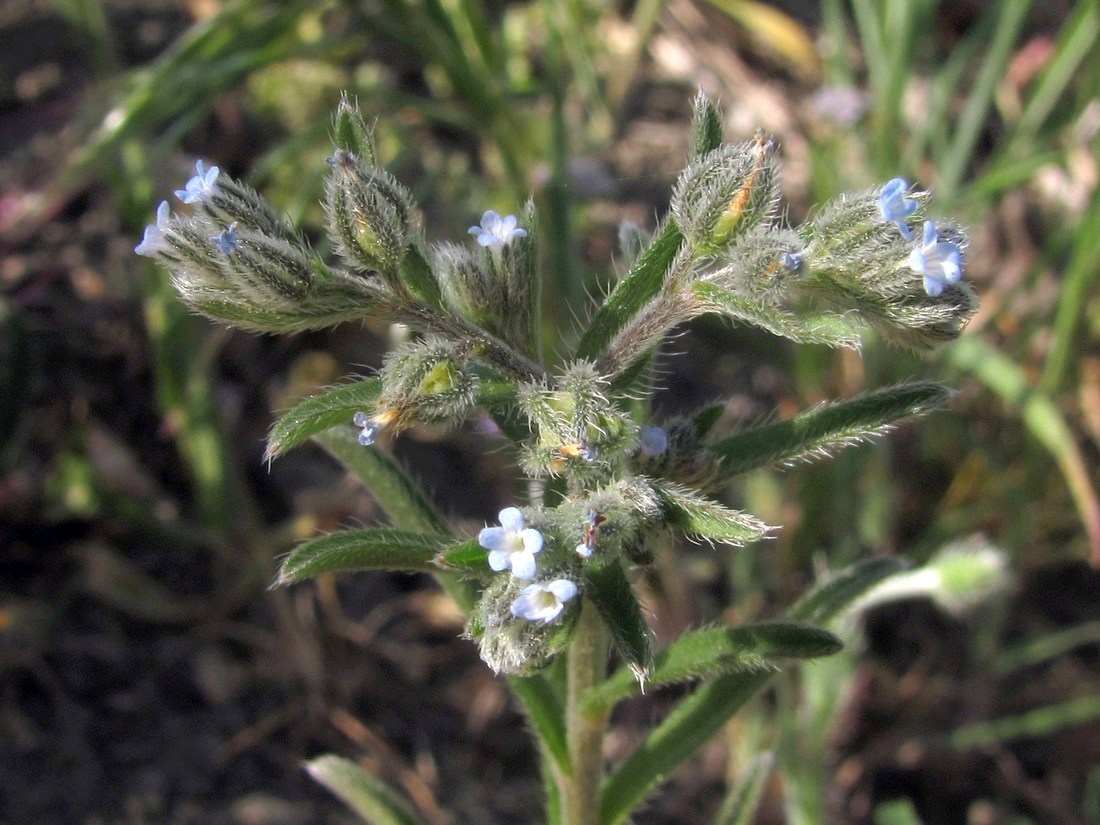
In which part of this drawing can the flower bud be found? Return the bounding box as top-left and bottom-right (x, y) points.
(332, 93), (379, 166)
(672, 132), (779, 253)
(325, 149), (415, 276)
(517, 362), (638, 485)
(373, 336), (478, 432)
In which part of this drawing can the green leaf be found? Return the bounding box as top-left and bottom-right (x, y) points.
(432, 537), (492, 577)
(575, 220), (684, 362)
(715, 751), (774, 825)
(599, 670), (771, 825)
(598, 558), (904, 824)
(306, 755), (428, 825)
(583, 559), (652, 681)
(314, 427), (450, 537)
(508, 674), (569, 774)
(788, 557), (909, 625)
(583, 622), (841, 713)
(653, 481), (771, 546)
(692, 281), (862, 348)
(708, 382), (952, 479)
(692, 403), (725, 439)
(277, 528), (446, 584)
(266, 378), (381, 461)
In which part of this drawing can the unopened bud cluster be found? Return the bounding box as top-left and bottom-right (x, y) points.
(138, 92), (977, 676)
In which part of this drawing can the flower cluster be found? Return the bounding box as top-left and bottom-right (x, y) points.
(137, 93), (978, 682)
(478, 507), (576, 622)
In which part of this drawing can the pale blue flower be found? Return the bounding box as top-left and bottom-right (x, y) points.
(469, 210), (527, 247)
(638, 425), (668, 458)
(134, 200), (172, 257)
(479, 507), (543, 579)
(210, 223), (238, 254)
(353, 411), (377, 446)
(779, 251), (803, 272)
(510, 579), (578, 623)
(175, 160), (220, 204)
(909, 221), (962, 297)
(879, 178), (918, 240)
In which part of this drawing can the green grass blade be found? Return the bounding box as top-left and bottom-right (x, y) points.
(306, 755), (429, 825)
(277, 528), (447, 583)
(788, 557), (909, 625)
(708, 382), (951, 479)
(714, 751), (775, 825)
(314, 427), (451, 537)
(266, 378), (382, 461)
(936, 0), (1033, 195)
(948, 336), (1100, 564)
(947, 695), (1100, 750)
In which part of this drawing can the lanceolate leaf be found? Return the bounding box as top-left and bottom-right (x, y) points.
(575, 220), (684, 361)
(266, 378), (381, 461)
(653, 481), (771, 546)
(509, 674), (569, 775)
(708, 382), (952, 479)
(277, 528), (446, 583)
(598, 558), (906, 825)
(314, 427), (450, 536)
(583, 559), (652, 681)
(583, 622), (841, 713)
(306, 755), (428, 825)
(692, 281), (862, 348)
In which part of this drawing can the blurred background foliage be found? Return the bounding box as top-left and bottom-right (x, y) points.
(2, 0), (1099, 822)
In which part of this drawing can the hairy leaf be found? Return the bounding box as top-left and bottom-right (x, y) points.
(584, 560), (653, 681)
(277, 528), (446, 583)
(709, 382), (952, 478)
(583, 622), (841, 713)
(266, 378), (381, 461)
(653, 481), (771, 545)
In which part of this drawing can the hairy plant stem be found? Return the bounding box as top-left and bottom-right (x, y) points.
(562, 600), (611, 825)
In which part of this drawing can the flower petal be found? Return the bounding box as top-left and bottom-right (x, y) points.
(498, 507), (524, 532)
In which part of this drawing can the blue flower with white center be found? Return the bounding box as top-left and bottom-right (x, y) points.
(510, 579), (578, 623)
(175, 160), (220, 204)
(134, 200), (172, 257)
(353, 411), (378, 446)
(468, 210), (527, 247)
(478, 507), (543, 579)
(878, 177), (918, 240)
(638, 425), (669, 458)
(210, 223), (238, 254)
(909, 221), (962, 297)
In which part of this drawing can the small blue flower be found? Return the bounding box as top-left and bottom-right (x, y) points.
(909, 221), (962, 297)
(510, 579), (578, 623)
(478, 507), (543, 579)
(353, 411), (378, 446)
(779, 251), (803, 272)
(210, 223), (238, 254)
(469, 210), (527, 247)
(175, 160), (220, 204)
(135, 200), (172, 257)
(879, 178), (918, 240)
(638, 425), (669, 458)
